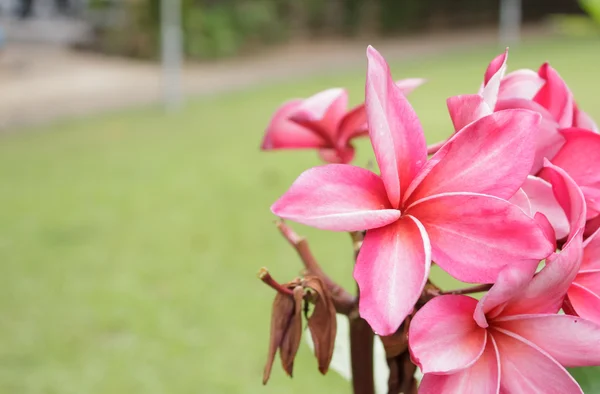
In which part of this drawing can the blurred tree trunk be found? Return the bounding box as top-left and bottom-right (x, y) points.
(287, 0), (309, 40)
(358, 0), (380, 36)
(324, 0), (343, 36)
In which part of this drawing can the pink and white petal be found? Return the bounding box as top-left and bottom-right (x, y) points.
(509, 188), (532, 215)
(290, 88), (348, 140)
(498, 69), (545, 100)
(573, 271), (600, 297)
(405, 110), (541, 204)
(446, 94), (492, 132)
(494, 98), (563, 173)
(501, 234), (583, 316)
(521, 176), (569, 239)
(583, 228), (600, 271)
(337, 104), (368, 147)
(549, 128), (600, 217)
(337, 79), (425, 146)
(366, 46), (427, 208)
(409, 295), (486, 374)
(355, 216), (431, 335)
(534, 63), (574, 128)
(395, 77), (426, 94)
(492, 329), (583, 394)
(483, 50), (508, 86)
(534, 212), (557, 249)
(494, 314), (600, 367)
(418, 338), (500, 394)
(271, 164), (400, 231)
(573, 106), (599, 132)
(261, 99), (326, 150)
(481, 49), (508, 109)
(542, 161), (587, 242)
(580, 185), (600, 220)
(568, 283), (600, 325)
(406, 192), (553, 283)
(317, 146), (355, 164)
(474, 265), (536, 328)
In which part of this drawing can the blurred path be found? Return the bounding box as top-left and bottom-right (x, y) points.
(0, 25), (549, 130)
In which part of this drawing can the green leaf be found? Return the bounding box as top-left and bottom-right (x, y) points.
(570, 366), (600, 393)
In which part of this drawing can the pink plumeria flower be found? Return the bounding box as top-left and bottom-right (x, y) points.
(509, 175), (569, 241)
(565, 225), (600, 325)
(410, 163), (600, 394)
(271, 46), (553, 335)
(261, 80), (425, 163)
(543, 128), (600, 220)
(447, 50), (598, 174)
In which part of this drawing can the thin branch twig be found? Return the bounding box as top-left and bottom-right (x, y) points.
(276, 220), (356, 314)
(440, 283), (492, 296)
(257, 268), (294, 296)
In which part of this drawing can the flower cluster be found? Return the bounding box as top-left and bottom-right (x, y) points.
(260, 46), (600, 393)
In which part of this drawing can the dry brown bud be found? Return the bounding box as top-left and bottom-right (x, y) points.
(304, 277), (337, 374)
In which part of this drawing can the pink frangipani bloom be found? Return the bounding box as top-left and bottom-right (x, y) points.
(261, 80), (425, 163)
(271, 46), (553, 335)
(409, 162), (600, 394)
(544, 128), (600, 220)
(447, 50), (598, 174)
(565, 225), (600, 325)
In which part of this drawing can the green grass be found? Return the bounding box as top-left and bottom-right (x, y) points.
(1, 36), (600, 393)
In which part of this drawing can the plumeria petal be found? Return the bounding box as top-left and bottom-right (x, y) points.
(582, 228), (600, 271)
(521, 176), (569, 240)
(406, 192), (553, 283)
(501, 234), (583, 316)
(498, 69), (545, 100)
(509, 188), (532, 215)
(550, 132), (600, 220)
(534, 212), (557, 248)
(502, 159), (586, 315)
(534, 63), (574, 128)
(405, 110), (541, 204)
(318, 146), (355, 164)
(493, 314), (600, 367)
(409, 295), (487, 374)
(494, 98), (563, 173)
(271, 164), (400, 231)
(290, 88), (348, 141)
(474, 265), (536, 328)
(337, 78), (426, 146)
(542, 160), (587, 242)
(568, 282), (600, 325)
(365, 46), (427, 208)
(355, 216), (430, 335)
(418, 337), (500, 394)
(446, 94), (492, 132)
(492, 329), (583, 394)
(481, 49), (507, 109)
(261, 100), (326, 150)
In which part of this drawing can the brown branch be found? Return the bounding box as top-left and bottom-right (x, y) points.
(257, 268), (294, 296)
(349, 314), (375, 394)
(276, 220), (356, 315)
(440, 283), (492, 296)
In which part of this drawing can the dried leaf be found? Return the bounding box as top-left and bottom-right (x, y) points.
(263, 292), (295, 385)
(305, 277), (337, 374)
(279, 286), (304, 377)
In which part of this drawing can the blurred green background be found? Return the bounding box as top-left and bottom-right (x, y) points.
(1, 35), (599, 393)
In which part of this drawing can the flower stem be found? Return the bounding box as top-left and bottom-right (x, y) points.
(440, 283), (492, 296)
(257, 268), (294, 296)
(276, 220), (356, 314)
